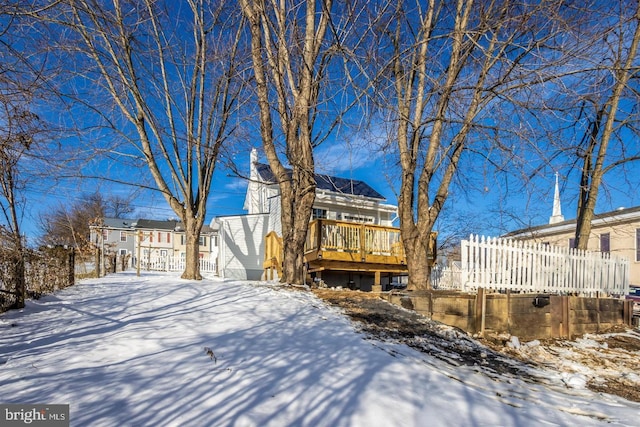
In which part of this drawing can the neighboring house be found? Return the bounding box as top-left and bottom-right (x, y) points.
(212, 149), (410, 289)
(504, 175), (640, 286)
(134, 219), (177, 260)
(89, 218), (219, 269)
(90, 217), (137, 257)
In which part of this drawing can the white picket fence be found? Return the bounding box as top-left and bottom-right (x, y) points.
(433, 235), (629, 296)
(137, 256), (217, 274)
(431, 263), (463, 291)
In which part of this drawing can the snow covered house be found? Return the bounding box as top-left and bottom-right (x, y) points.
(212, 149), (410, 290)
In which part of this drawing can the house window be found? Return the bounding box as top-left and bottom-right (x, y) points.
(212, 235), (219, 247)
(199, 236), (207, 247)
(119, 249), (128, 256)
(312, 209), (327, 220)
(181, 235), (185, 245)
(120, 231), (127, 242)
(636, 229), (640, 262)
(167, 233), (171, 243)
(600, 233), (610, 254)
(160, 250), (168, 257)
(158, 232), (162, 243)
(569, 238), (576, 249)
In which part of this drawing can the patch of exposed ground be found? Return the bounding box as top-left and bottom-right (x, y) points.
(312, 288), (539, 381)
(495, 329), (640, 403)
(312, 288), (640, 403)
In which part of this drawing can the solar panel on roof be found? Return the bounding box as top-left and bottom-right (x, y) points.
(255, 163), (384, 200)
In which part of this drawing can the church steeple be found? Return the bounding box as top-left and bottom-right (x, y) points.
(549, 172), (565, 224)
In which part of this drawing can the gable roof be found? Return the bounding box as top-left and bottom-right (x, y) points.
(255, 163), (385, 200)
(98, 218), (216, 233)
(101, 218), (137, 229)
(134, 218), (180, 231)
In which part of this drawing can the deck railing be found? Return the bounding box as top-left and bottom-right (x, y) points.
(263, 231), (283, 280)
(262, 220), (411, 280)
(305, 219), (405, 260)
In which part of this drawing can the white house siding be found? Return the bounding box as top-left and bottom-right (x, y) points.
(267, 196), (282, 237)
(312, 195), (396, 227)
(215, 214), (270, 280)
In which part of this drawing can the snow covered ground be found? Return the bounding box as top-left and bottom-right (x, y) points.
(0, 272), (638, 427)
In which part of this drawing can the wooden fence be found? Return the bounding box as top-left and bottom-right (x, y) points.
(437, 235), (629, 296)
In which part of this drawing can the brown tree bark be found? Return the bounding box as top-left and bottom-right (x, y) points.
(240, 0), (332, 285)
(181, 215), (205, 280)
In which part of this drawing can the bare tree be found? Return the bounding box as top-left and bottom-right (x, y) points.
(39, 191), (133, 251)
(368, 0), (565, 290)
(240, 0), (353, 285)
(0, 104), (39, 308)
(47, 0), (248, 279)
(567, 2), (640, 249)
(510, 1), (640, 249)
(1, 2), (57, 307)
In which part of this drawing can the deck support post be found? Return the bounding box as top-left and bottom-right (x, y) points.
(372, 271), (382, 292)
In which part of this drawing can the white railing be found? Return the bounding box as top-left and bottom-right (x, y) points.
(449, 235), (629, 296)
(430, 263), (462, 291)
(137, 256), (217, 274)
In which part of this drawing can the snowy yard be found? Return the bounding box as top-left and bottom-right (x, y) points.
(0, 272), (639, 427)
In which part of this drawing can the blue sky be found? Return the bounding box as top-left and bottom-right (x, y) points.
(17, 129), (640, 247)
(11, 1), (640, 246)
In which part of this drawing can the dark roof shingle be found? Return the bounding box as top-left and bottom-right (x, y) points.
(255, 163), (385, 200)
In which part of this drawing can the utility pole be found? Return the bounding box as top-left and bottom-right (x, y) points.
(137, 230), (142, 277)
(100, 227), (105, 277)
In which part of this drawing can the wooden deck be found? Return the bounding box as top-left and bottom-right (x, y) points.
(304, 219), (406, 267)
(264, 219), (435, 289)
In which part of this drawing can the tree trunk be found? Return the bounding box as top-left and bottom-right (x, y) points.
(573, 3), (640, 250)
(402, 222), (436, 291)
(404, 238), (430, 291)
(12, 254), (26, 309)
(280, 177), (315, 285)
(181, 216), (204, 280)
(6, 172), (27, 307)
(57, 1), (240, 281)
(240, 0), (326, 285)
